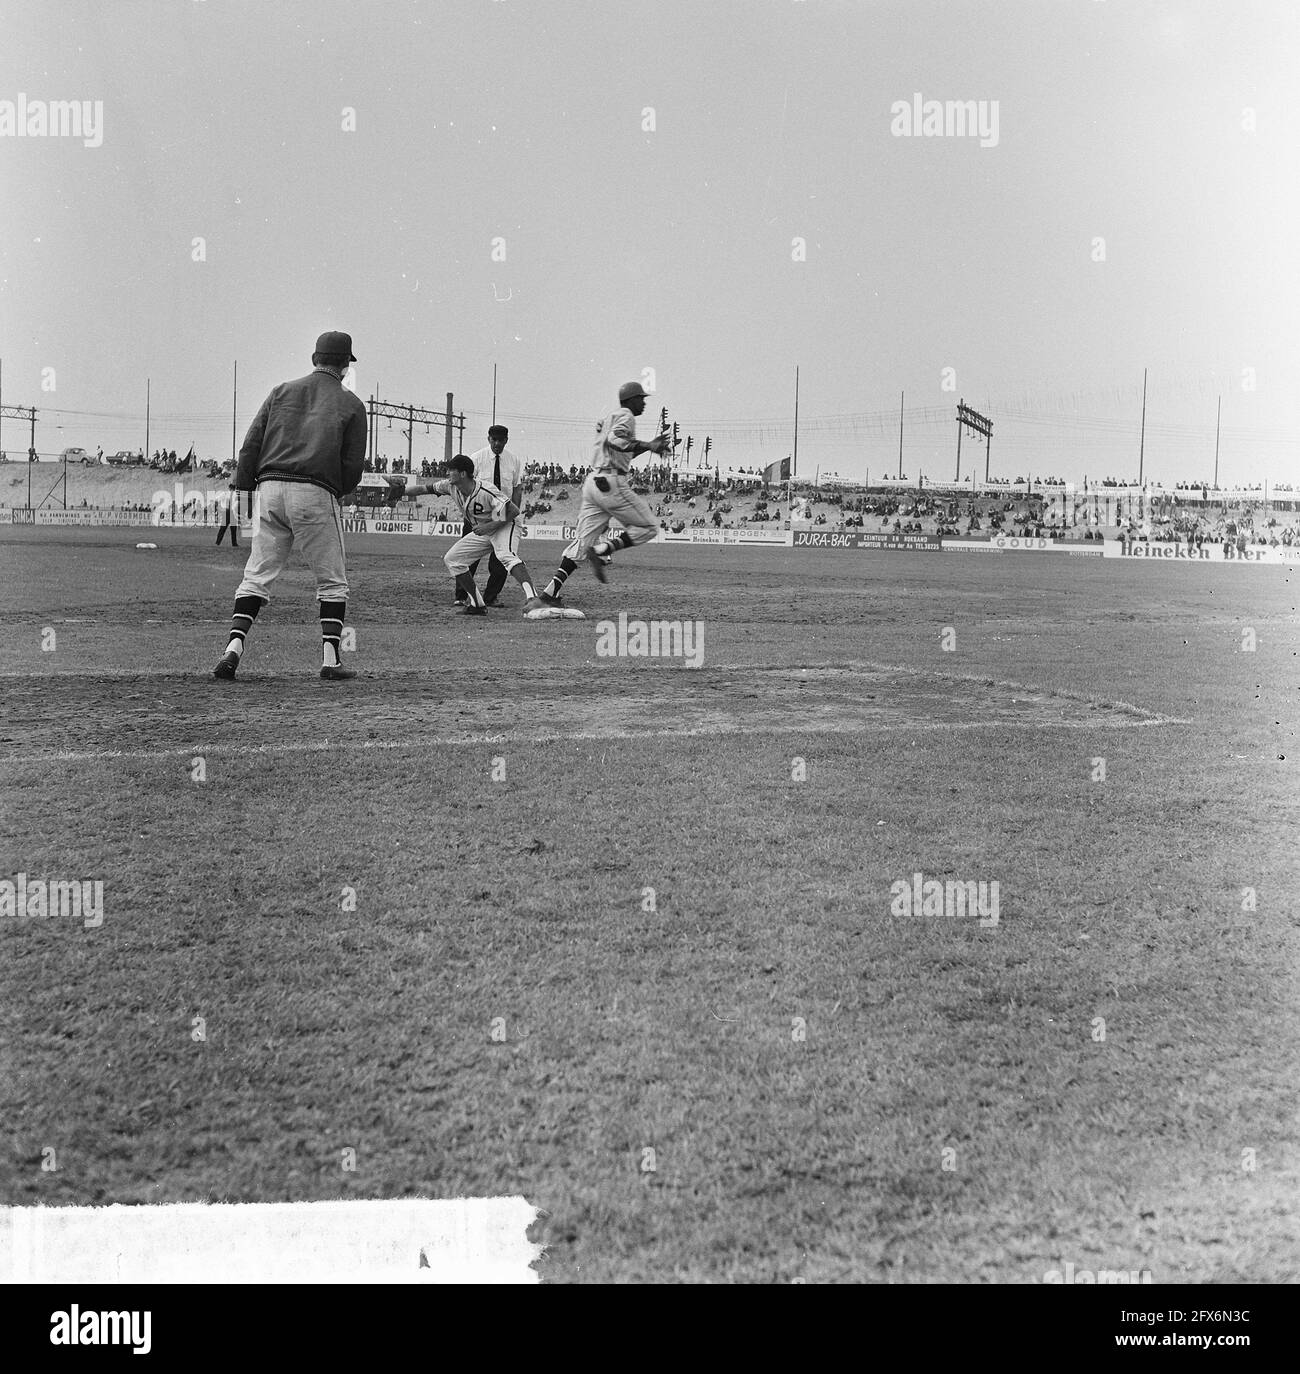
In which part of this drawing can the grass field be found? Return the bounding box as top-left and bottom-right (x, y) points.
(1, 524), (1297, 1283)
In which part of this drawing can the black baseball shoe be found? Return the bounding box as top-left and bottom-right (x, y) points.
(459, 604), (488, 616)
(213, 651), (239, 680)
(539, 592), (563, 607)
(586, 549), (607, 582)
(320, 664), (358, 680)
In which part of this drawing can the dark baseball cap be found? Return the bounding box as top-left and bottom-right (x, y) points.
(619, 381), (650, 403)
(316, 331), (357, 361)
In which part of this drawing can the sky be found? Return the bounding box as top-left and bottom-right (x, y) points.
(1, 0), (1297, 488)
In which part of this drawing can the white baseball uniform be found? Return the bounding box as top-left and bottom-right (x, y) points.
(563, 407), (657, 559)
(431, 477), (524, 574)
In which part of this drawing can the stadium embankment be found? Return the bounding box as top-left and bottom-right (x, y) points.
(4, 463), (1292, 562)
(7, 505), (1293, 563)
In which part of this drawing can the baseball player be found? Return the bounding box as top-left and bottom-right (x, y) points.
(403, 454), (546, 614)
(539, 381), (669, 604)
(456, 424), (523, 607)
(212, 330), (367, 681)
(214, 487), (242, 547)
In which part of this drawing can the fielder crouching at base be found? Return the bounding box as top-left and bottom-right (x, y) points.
(401, 454), (547, 614)
(213, 330), (367, 681)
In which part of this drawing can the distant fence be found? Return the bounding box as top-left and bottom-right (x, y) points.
(7, 509), (158, 527)
(942, 535), (1102, 557)
(6, 507), (1292, 565)
(3, 507), (787, 544)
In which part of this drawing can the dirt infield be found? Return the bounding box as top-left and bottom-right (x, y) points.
(0, 661), (1185, 764)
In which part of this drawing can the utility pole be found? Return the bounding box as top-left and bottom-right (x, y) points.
(955, 400), (993, 487)
(792, 366), (800, 479)
(1203, 392), (1214, 489)
(145, 378), (151, 463)
(1138, 367), (1148, 486)
(945, 398), (956, 483)
(491, 364), (497, 427)
(0, 377), (42, 498)
(232, 361), (238, 464)
(898, 390), (904, 478)
(367, 394), (465, 474)
(27, 405), (37, 508)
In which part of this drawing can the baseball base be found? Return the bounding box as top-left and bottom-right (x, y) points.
(524, 607), (587, 620)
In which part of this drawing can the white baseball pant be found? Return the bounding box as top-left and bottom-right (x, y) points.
(563, 471), (657, 559)
(235, 479), (349, 603)
(445, 521), (524, 575)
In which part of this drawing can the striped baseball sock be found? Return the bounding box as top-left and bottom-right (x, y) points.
(594, 531), (632, 556)
(224, 595), (263, 657)
(544, 557), (577, 599)
(320, 600), (346, 667)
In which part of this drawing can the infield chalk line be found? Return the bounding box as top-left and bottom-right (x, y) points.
(0, 713), (1192, 768)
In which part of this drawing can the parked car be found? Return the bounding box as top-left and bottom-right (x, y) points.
(61, 447), (93, 464)
(106, 450), (145, 466)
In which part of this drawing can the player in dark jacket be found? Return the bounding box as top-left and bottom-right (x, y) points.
(213, 331), (367, 681)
